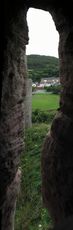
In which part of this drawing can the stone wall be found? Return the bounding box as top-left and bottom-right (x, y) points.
(25, 78), (32, 129)
(0, 5), (28, 229)
(41, 7), (73, 225)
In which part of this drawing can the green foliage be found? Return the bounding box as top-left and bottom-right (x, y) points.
(15, 91), (59, 229)
(27, 55), (59, 82)
(44, 84), (61, 94)
(32, 93), (59, 111)
(15, 124), (53, 230)
(32, 109), (56, 123)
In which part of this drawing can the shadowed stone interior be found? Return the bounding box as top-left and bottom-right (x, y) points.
(0, 0), (73, 229)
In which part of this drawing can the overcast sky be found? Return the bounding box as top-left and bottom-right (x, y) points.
(26, 8), (59, 58)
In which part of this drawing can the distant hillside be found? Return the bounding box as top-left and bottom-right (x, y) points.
(27, 55), (59, 82)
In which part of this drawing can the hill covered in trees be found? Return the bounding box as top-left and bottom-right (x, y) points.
(27, 55), (59, 83)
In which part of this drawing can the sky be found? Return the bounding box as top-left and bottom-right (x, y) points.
(26, 8), (59, 58)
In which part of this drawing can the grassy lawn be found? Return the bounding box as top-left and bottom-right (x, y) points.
(32, 93), (59, 111)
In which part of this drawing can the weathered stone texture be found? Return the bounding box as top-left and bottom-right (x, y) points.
(41, 6), (73, 226)
(53, 215), (73, 230)
(25, 78), (32, 129)
(2, 168), (21, 230)
(0, 5), (28, 229)
(42, 111), (73, 222)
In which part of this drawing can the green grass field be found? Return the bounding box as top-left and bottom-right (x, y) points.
(32, 93), (59, 111)
(15, 124), (53, 230)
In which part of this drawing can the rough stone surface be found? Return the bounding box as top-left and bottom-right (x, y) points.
(41, 7), (73, 224)
(2, 168), (21, 230)
(1, 1), (73, 229)
(42, 111), (73, 222)
(25, 78), (32, 129)
(0, 5), (28, 229)
(53, 215), (73, 230)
